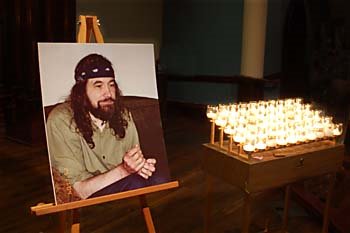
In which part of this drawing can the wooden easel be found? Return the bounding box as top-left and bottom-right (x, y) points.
(31, 15), (179, 233)
(76, 15), (104, 43)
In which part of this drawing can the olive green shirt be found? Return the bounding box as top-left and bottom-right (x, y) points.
(46, 102), (139, 185)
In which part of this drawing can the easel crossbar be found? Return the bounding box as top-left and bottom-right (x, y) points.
(32, 181), (179, 216)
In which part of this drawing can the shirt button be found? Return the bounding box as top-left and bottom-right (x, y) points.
(102, 155), (106, 159)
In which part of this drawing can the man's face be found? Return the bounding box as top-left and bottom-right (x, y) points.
(86, 77), (117, 119)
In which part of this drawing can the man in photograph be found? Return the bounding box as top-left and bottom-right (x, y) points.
(47, 53), (157, 200)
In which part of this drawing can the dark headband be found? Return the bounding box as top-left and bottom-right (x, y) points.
(74, 53), (115, 82)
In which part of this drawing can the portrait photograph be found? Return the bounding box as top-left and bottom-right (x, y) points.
(38, 43), (171, 204)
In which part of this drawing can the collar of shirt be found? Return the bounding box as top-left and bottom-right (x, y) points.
(89, 112), (106, 132)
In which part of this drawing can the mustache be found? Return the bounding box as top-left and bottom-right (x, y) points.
(98, 97), (115, 104)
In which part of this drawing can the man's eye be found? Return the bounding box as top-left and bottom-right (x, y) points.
(95, 85), (102, 88)
(109, 83), (116, 87)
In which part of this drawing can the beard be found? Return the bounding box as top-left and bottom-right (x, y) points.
(88, 97), (116, 121)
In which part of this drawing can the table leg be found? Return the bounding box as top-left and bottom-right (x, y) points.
(322, 173), (336, 233)
(70, 209), (80, 233)
(282, 185), (291, 232)
(204, 174), (213, 233)
(242, 193), (251, 233)
(57, 211), (67, 233)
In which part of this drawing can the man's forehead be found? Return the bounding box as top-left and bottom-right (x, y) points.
(88, 77), (115, 83)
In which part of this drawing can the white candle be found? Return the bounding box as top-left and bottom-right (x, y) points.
(324, 127), (333, 137)
(298, 133), (307, 142)
(316, 131), (325, 138)
(287, 135), (297, 144)
(243, 144), (255, 152)
(206, 112), (217, 119)
(306, 132), (316, 140)
(224, 127), (234, 135)
(333, 128), (341, 136)
(256, 142), (267, 150)
(267, 139), (276, 147)
(215, 118), (227, 127)
(234, 135), (244, 143)
(276, 137), (287, 146)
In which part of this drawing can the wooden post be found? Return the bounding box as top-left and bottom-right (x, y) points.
(282, 185), (291, 232)
(219, 128), (224, 148)
(210, 121), (215, 144)
(77, 15), (87, 43)
(228, 136), (233, 153)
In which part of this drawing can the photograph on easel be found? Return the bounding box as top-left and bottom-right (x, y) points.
(38, 43), (171, 205)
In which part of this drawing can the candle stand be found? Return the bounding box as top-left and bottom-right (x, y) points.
(202, 139), (344, 233)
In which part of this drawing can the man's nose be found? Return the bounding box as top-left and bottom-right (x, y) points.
(103, 86), (112, 98)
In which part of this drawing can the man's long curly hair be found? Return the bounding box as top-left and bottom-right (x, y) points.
(69, 80), (129, 149)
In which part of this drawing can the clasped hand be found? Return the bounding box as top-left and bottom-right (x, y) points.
(123, 145), (156, 179)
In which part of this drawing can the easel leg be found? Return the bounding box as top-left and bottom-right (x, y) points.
(322, 173), (336, 233)
(204, 174), (213, 233)
(139, 195), (156, 233)
(242, 193), (251, 233)
(282, 185), (291, 232)
(70, 209), (80, 233)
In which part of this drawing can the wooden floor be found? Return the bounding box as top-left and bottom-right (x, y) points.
(0, 105), (349, 233)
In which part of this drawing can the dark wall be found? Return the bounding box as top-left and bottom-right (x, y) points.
(264, 0), (290, 75)
(281, 0), (350, 100)
(160, 0), (243, 76)
(160, 0), (288, 104)
(0, 0), (76, 144)
(160, 0), (243, 104)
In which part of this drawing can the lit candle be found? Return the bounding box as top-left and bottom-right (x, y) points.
(207, 105), (218, 144)
(215, 117), (227, 128)
(207, 98), (340, 152)
(224, 125), (235, 135)
(256, 139), (267, 150)
(324, 124), (334, 137)
(206, 105), (218, 120)
(316, 131), (325, 139)
(315, 121), (325, 139)
(206, 111), (217, 119)
(333, 129), (341, 136)
(243, 133), (256, 152)
(234, 135), (244, 143)
(306, 130), (316, 141)
(266, 138), (276, 147)
(276, 133), (287, 146)
(243, 144), (255, 152)
(333, 123), (343, 136)
(298, 130), (307, 142)
(286, 133), (297, 144)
